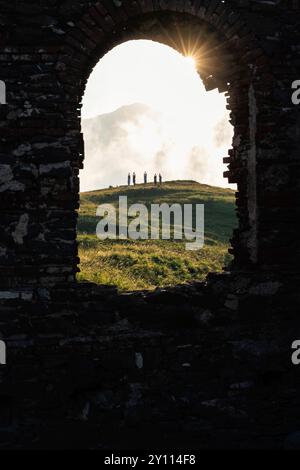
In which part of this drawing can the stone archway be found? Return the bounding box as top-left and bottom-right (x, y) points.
(55, 0), (271, 286)
(1, 0), (300, 450)
(3, 0), (297, 296)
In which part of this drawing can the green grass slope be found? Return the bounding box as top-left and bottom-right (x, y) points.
(78, 181), (237, 291)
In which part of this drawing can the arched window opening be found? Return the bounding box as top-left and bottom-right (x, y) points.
(77, 40), (237, 291)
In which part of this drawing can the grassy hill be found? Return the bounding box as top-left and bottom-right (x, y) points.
(78, 181), (237, 291)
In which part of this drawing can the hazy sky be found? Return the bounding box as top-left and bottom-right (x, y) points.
(81, 40), (234, 192)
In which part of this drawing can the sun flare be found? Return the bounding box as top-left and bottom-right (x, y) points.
(81, 40), (234, 192)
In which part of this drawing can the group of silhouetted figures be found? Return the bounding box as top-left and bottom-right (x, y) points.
(128, 172), (163, 186)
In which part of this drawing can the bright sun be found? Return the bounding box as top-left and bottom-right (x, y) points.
(81, 40), (234, 192)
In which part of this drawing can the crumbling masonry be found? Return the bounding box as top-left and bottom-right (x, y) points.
(1, 0), (300, 449)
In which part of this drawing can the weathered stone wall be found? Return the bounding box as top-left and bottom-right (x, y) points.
(0, 0), (300, 449)
(0, 0), (299, 291)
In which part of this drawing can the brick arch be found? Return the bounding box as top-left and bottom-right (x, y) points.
(55, 0), (272, 279)
(1, 2), (300, 449)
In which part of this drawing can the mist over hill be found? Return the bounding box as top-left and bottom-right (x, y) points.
(81, 103), (234, 193)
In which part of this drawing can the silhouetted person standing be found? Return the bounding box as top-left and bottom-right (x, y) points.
(128, 173), (131, 186)
(144, 172), (147, 184)
(159, 173), (162, 185)
(154, 174), (157, 185)
(133, 172), (136, 186)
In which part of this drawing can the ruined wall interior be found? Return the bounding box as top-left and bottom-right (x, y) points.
(0, 0), (300, 450)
